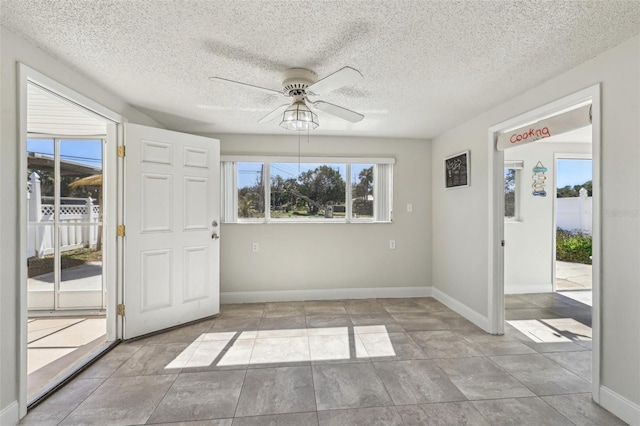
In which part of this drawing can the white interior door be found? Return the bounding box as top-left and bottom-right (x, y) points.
(123, 123), (220, 339)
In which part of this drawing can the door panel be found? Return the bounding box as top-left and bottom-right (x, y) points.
(124, 123), (220, 339)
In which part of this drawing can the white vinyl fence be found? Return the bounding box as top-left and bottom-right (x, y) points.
(557, 188), (592, 235)
(27, 172), (100, 258)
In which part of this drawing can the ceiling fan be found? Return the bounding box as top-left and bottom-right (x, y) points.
(209, 66), (364, 130)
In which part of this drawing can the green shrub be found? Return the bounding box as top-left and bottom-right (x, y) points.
(556, 229), (592, 264)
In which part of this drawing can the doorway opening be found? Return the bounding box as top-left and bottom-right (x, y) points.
(488, 85), (601, 401)
(20, 70), (121, 411)
(554, 157), (593, 309)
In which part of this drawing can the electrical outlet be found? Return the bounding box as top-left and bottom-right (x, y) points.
(407, 203), (413, 213)
(390, 240), (396, 250)
(252, 242), (259, 252)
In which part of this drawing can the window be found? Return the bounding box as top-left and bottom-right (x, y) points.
(504, 160), (523, 221)
(222, 156), (393, 223)
(237, 162), (265, 219)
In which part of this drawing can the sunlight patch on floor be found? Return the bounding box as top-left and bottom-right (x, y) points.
(166, 325), (396, 369)
(507, 318), (592, 343)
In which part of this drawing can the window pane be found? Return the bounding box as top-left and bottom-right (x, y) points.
(505, 168), (516, 218)
(27, 139), (55, 222)
(238, 162), (265, 218)
(270, 163), (346, 220)
(351, 164), (374, 219)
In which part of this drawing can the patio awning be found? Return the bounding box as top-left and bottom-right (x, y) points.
(28, 83), (107, 137)
(27, 152), (102, 176)
(68, 174), (102, 187)
(497, 104), (592, 151)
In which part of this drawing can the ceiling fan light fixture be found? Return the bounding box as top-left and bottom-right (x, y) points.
(280, 101), (319, 131)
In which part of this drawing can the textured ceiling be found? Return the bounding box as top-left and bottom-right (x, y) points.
(2, 1), (639, 139)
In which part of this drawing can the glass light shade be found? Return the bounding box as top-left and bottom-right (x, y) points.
(280, 101), (319, 131)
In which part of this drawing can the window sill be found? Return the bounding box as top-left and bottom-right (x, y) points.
(228, 220), (391, 225)
(504, 219), (523, 224)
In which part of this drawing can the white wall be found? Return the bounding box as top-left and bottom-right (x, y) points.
(0, 28), (161, 422)
(504, 141), (591, 294)
(210, 134), (432, 299)
(556, 195), (593, 235)
(431, 35), (640, 418)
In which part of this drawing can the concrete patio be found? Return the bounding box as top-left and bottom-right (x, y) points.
(27, 316), (106, 400)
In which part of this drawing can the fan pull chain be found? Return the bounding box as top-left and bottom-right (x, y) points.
(298, 131), (301, 173)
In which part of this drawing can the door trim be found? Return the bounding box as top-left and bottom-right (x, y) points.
(487, 84), (601, 402)
(18, 63), (124, 417)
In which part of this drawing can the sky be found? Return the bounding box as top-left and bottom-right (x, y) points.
(556, 159), (592, 188)
(27, 138), (103, 168)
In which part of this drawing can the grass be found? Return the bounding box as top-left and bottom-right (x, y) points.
(28, 248), (102, 278)
(556, 229), (592, 264)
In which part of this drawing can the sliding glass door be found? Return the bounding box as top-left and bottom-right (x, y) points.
(27, 137), (105, 311)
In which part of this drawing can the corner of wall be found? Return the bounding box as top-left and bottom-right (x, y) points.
(431, 287), (491, 333)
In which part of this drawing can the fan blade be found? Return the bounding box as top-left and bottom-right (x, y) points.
(258, 104), (290, 123)
(312, 101), (364, 123)
(209, 77), (282, 95)
(307, 66), (363, 95)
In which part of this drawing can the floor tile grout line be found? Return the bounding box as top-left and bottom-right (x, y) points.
(537, 395), (583, 426)
(142, 372), (180, 425)
(208, 331), (242, 368)
(53, 375), (109, 425)
(231, 367), (250, 419)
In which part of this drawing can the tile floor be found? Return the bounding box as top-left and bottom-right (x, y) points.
(21, 296), (626, 425)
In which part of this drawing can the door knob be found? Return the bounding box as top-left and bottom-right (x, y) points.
(211, 232), (220, 240)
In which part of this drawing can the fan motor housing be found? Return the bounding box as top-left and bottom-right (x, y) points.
(282, 68), (317, 96)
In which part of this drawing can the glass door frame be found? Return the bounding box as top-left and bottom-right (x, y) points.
(27, 136), (106, 311)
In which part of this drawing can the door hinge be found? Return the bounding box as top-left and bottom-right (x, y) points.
(117, 225), (126, 237)
(501, 240), (505, 247)
(118, 146), (126, 158)
(117, 304), (125, 316)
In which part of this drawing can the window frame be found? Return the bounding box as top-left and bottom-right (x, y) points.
(221, 155), (394, 224)
(504, 160), (523, 222)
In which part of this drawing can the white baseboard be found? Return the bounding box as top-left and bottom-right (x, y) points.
(0, 401), (19, 426)
(221, 286), (432, 304)
(431, 287), (491, 332)
(505, 283), (553, 294)
(600, 385), (640, 425)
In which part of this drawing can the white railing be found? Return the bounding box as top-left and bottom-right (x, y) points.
(27, 172), (101, 258)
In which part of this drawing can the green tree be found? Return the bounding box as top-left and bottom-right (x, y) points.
(505, 169), (516, 218)
(270, 175), (298, 211)
(296, 165), (346, 215)
(353, 166), (373, 216)
(238, 178), (264, 218)
(556, 180), (592, 198)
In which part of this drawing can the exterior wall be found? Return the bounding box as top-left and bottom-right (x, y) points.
(0, 28), (160, 422)
(431, 35), (640, 416)
(209, 134), (432, 297)
(504, 141), (591, 294)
